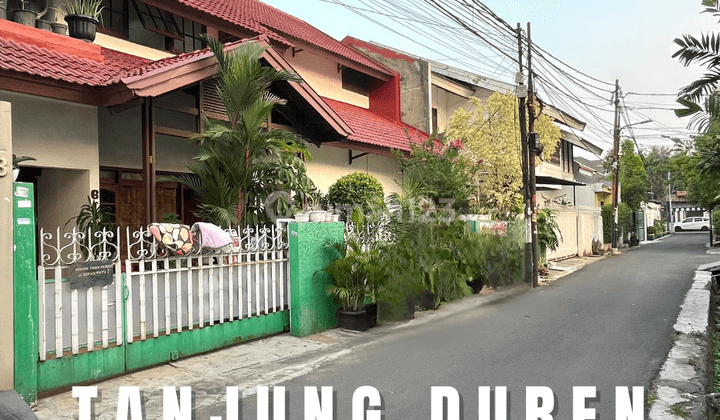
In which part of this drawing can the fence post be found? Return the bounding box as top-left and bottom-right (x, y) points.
(13, 182), (38, 403)
(289, 222), (343, 337)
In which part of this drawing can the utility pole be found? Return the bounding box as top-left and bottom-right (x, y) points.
(517, 23), (532, 285)
(611, 80), (621, 254)
(526, 22), (538, 287)
(667, 172), (672, 233)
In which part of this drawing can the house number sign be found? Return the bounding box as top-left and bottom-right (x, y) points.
(69, 260), (114, 289)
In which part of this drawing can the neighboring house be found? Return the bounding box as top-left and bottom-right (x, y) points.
(574, 157), (612, 208)
(343, 37), (605, 258)
(664, 191), (708, 228)
(1, 0), (428, 236)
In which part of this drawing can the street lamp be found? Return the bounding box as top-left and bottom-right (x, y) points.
(611, 119), (653, 253)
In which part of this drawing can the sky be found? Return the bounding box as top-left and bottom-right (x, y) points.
(260, 0), (720, 157)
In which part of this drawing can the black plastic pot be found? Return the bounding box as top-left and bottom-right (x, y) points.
(35, 18), (51, 31)
(418, 289), (435, 310)
(65, 14), (99, 42)
(467, 276), (485, 294)
(364, 303), (377, 327)
(12, 9), (37, 26)
(337, 308), (370, 332)
(50, 22), (67, 35)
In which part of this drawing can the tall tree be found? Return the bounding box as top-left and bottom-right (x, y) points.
(618, 139), (648, 212)
(644, 145), (673, 201)
(170, 38), (313, 227)
(445, 92), (561, 213)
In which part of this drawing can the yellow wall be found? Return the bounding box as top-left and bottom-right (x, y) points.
(0, 91), (99, 234)
(284, 50), (369, 108)
(306, 144), (401, 196)
(595, 191), (612, 208)
(94, 33), (174, 61)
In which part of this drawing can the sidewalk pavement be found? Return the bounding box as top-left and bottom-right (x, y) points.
(27, 244), (674, 419)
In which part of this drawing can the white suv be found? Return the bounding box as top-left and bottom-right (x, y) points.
(674, 217), (710, 232)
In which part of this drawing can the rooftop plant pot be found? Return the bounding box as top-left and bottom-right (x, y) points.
(337, 308), (370, 332)
(294, 213), (309, 222)
(0, 4), (6, 20)
(8, 0), (47, 16)
(35, 18), (51, 30)
(50, 22), (67, 35)
(12, 9), (37, 26)
(65, 14), (99, 42)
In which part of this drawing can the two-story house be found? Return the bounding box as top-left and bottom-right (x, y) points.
(1, 0), (426, 236)
(342, 37), (606, 258)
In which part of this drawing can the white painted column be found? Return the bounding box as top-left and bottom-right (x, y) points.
(0, 101), (13, 391)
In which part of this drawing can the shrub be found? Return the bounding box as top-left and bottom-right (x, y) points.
(654, 219), (666, 235)
(601, 205), (612, 243)
(647, 225), (656, 235)
(327, 172), (384, 207)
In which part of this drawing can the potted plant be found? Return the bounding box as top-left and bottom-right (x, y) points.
(319, 237), (376, 331)
(49, 6), (67, 34)
(292, 206), (309, 222)
(11, 0), (39, 27)
(65, 196), (115, 258)
(308, 201), (326, 222)
(64, 0), (103, 42)
(0, 1), (6, 20)
(12, 154), (35, 181)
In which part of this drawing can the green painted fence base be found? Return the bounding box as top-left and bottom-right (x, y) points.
(125, 311), (289, 371)
(289, 222), (344, 337)
(13, 182), (38, 403)
(37, 312), (289, 391)
(38, 347), (125, 393)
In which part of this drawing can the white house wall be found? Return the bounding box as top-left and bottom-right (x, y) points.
(306, 144), (401, 196)
(0, 91), (99, 234)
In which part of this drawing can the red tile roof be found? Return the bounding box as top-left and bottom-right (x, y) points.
(323, 98), (428, 152)
(0, 36), (150, 86)
(176, 0), (393, 76)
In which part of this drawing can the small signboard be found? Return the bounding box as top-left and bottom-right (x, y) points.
(69, 260), (114, 289)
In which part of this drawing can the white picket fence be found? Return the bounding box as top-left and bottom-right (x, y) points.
(37, 224), (289, 360)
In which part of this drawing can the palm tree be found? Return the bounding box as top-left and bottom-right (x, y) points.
(673, 3), (720, 126)
(170, 37), (312, 227)
(673, 32), (720, 103)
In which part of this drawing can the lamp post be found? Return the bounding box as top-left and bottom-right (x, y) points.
(611, 118), (652, 253)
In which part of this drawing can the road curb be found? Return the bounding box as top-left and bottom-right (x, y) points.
(649, 265), (717, 420)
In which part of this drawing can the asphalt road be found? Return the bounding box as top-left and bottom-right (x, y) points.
(202, 232), (718, 420)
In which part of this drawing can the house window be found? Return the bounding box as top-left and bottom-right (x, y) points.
(342, 67), (369, 96)
(100, 0), (129, 37)
(101, 0), (205, 53)
(562, 140), (573, 173)
(432, 108), (438, 134)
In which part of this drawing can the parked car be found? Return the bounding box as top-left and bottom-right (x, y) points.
(674, 217), (710, 232)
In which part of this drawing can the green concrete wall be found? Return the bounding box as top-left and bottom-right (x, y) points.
(125, 311), (289, 371)
(289, 222), (344, 337)
(13, 182), (38, 403)
(38, 347), (125, 393)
